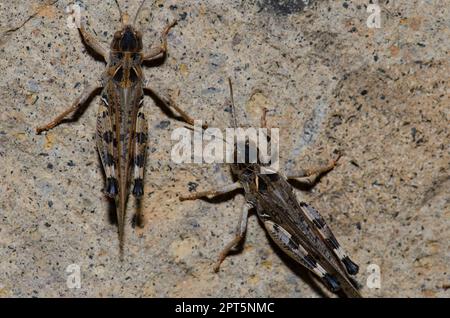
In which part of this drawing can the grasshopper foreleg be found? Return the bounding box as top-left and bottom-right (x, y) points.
(79, 24), (108, 62)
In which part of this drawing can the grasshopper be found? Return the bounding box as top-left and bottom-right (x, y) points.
(36, 0), (200, 256)
(180, 80), (361, 297)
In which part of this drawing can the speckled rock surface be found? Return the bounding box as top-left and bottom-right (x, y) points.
(0, 0), (448, 297)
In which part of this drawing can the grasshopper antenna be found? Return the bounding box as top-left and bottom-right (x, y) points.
(133, 0), (148, 26)
(228, 78), (238, 129)
(114, 0), (129, 25)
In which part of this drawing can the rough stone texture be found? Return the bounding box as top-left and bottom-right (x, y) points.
(0, 0), (448, 297)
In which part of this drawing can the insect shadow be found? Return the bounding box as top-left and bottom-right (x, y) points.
(58, 87), (102, 125)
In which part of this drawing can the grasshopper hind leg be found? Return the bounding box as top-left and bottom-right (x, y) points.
(96, 103), (118, 198)
(131, 109), (148, 228)
(299, 202), (359, 275)
(264, 220), (342, 293)
(132, 110), (148, 198)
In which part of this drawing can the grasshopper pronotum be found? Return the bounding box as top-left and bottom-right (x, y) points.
(36, 0), (200, 256)
(180, 80), (361, 297)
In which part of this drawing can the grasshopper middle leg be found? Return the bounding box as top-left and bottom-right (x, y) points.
(144, 87), (207, 128)
(213, 202), (253, 272)
(286, 154), (341, 180)
(143, 20), (177, 62)
(36, 83), (101, 134)
(179, 182), (241, 201)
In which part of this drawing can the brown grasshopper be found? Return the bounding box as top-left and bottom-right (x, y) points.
(36, 0), (199, 256)
(180, 80), (361, 297)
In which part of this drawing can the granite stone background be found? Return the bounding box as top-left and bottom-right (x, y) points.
(0, 0), (448, 297)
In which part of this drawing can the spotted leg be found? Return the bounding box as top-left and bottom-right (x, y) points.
(179, 182), (242, 201)
(132, 110), (148, 198)
(299, 202), (359, 275)
(96, 103), (118, 198)
(264, 220), (341, 292)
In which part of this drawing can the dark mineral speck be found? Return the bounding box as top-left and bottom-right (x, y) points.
(188, 182), (199, 192)
(156, 120), (171, 129)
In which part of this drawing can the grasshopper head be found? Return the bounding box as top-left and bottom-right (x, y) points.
(112, 25), (143, 52)
(232, 139), (260, 176)
(112, 0), (145, 52)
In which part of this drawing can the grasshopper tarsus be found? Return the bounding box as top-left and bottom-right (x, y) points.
(163, 19), (178, 36)
(160, 19), (178, 48)
(331, 151), (342, 167)
(179, 195), (191, 202)
(213, 235), (243, 273)
(36, 121), (57, 135)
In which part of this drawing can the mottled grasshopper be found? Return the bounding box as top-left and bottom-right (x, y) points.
(36, 0), (199, 255)
(180, 80), (361, 297)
